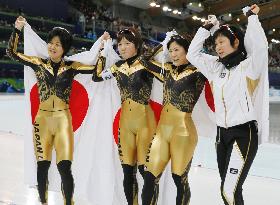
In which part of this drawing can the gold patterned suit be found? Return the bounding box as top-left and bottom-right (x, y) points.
(92, 54), (157, 205)
(141, 60), (206, 205)
(7, 28), (95, 162)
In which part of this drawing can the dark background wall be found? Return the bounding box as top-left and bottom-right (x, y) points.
(0, 0), (68, 20)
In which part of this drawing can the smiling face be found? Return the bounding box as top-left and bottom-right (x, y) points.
(47, 36), (64, 63)
(215, 34), (238, 58)
(168, 41), (188, 66)
(117, 37), (138, 60)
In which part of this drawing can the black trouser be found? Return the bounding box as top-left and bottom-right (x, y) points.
(122, 164), (139, 205)
(142, 161), (192, 205)
(37, 160), (74, 205)
(216, 121), (258, 205)
(37, 161), (51, 203)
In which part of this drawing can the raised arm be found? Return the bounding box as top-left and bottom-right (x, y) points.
(142, 43), (163, 61)
(92, 32), (119, 82)
(6, 16), (42, 68)
(186, 26), (220, 81)
(71, 61), (96, 74)
(244, 4), (268, 79)
(140, 44), (166, 81)
(140, 31), (179, 81)
(91, 55), (113, 82)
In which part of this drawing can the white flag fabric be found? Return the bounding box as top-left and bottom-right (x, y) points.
(23, 24), (216, 204)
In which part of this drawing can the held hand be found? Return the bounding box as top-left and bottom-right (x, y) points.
(208, 15), (219, 35)
(161, 30), (178, 57)
(242, 4), (260, 16)
(101, 38), (112, 57)
(161, 30), (177, 47)
(166, 30), (178, 38)
(202, 15), (219, 35)
(208, 15), (219, 27)
(100, 31), (111, 49)
(250, 4), (260, 15)
(203, 19), (213, 28)
(101, 31), (111, 41)
(15, 16), (26, 31)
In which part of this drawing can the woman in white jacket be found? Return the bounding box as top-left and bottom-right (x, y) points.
(187, 4), (268, 205)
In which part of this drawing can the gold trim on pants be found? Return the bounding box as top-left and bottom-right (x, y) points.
(145, 103), (198, 177)
(118, 99), (156, 166)
(33, 109), (74, 163)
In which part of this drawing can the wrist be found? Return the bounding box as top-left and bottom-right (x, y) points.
(246, 10), (256, 17)
(203, 23), (214, 31)
(14, 27), (22, 34)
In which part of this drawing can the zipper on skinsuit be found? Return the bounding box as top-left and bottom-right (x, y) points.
(221, 70), (230, 128)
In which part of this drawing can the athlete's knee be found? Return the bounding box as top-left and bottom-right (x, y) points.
(37, 160), (51, 185)
(172, 173), (184, 189)
(37, 160), (51, 175)
(122, 164), (137, 185)
(143, 171), (157, 186)
(57, 160), (73, 180)
(122, 164), (134, 177)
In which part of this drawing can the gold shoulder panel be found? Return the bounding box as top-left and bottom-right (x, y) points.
(172, 66), (198, 81)
(118, 60), (144, 76)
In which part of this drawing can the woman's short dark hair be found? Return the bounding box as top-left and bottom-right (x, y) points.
(117, 27), (143, 55)
(213, 25), (247, 56)
(167, 34), (192, 52)
(47, 27), (72, 56)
